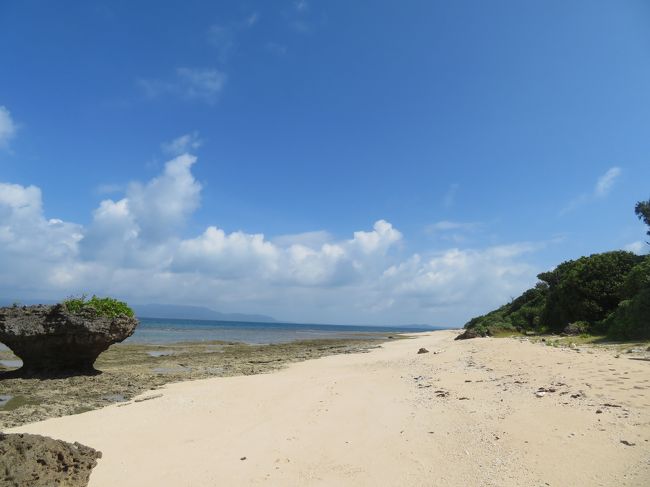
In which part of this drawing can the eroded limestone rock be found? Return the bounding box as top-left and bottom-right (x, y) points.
(0, 432), (101, 487)
(0, 304), (138, 373)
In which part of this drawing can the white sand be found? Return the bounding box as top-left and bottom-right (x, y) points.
(11, 331), (650, 486)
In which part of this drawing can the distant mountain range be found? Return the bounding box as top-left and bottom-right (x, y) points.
(0, 299), (276, 323)
(131, 304), (277, 323)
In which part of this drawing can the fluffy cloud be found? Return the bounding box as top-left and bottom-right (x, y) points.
(0, 182), (83, 294)
(382, 244), (537, 306)
(174, 227), (280, 279)
(0, 154), (543, 325)
(0, 106), (17, 149)
(81, 154), (201, 266)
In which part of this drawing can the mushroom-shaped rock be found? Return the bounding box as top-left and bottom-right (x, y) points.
(0, 304), (138, 373)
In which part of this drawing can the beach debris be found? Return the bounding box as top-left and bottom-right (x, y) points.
(535, 391), (546, 398)
(417, 348), (429, 354)
(240, 456), (247, 461)
(0, 432), (101, 487)
(537, 387), (556, 393)
(458, 397), (470, 400)
(134, 393), (163, 403)
(620, 440), (635, 446)
(596, 409), (603, 414)
(434, 390), (449, 398)
(0, 304), (138, 373)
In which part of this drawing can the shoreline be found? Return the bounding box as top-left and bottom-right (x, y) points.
(0, 336), (389, 429)
(8, 330), (650, 486)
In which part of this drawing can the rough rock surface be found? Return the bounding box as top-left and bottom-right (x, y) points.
(562, 322), (587, 336)
(454, 328), (486, 340)
(0, 304), (138, 372)
(0, 432), (101, 487)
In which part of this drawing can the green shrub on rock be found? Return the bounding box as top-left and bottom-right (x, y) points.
(63, 295), (134, 318)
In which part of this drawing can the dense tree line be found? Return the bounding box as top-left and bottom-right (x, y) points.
(462, 200), (650, 340)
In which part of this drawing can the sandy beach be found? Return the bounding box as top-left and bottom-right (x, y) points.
(10, 331), (650, 486)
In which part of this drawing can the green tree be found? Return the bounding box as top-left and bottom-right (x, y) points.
(635, 199), (650, 241)
(538, 251), (642, 332)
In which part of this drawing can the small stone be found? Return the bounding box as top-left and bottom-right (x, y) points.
(417, 348), (429, 354)
(536, 391), (546, 398)
(240, 456), (247, 460)
(596, 409), (602, 414)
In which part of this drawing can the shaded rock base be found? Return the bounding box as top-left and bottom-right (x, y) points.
(0, 433), (101, 487)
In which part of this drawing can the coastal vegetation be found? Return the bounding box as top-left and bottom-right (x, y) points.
(461, 200), (650, 340)
(63, 295), (134, 318)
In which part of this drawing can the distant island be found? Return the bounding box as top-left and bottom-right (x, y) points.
(131, 303), (277, 323)
(0, 300), (277, 323)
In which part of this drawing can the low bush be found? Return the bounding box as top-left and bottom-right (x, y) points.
(63, 295), (134, 318)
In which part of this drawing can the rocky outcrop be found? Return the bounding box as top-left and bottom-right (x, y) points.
(454, 328), (486, 340)
(0, 304), (138, 373)
(0, 433), (101, 487)
(562, 321), (589, 336)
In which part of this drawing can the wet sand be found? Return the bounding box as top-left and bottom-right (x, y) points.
(9, 331), (650, 486)
(0, 338), (383, 429)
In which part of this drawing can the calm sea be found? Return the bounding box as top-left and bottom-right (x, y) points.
(127, 317), (442, 345)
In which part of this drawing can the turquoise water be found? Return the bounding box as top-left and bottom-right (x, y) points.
(128, 317), (442, 345)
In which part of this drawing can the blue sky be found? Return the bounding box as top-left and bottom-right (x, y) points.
(1, 1), (649, 325)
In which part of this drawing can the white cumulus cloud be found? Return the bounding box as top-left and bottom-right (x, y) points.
(0, 155), (542, 325)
